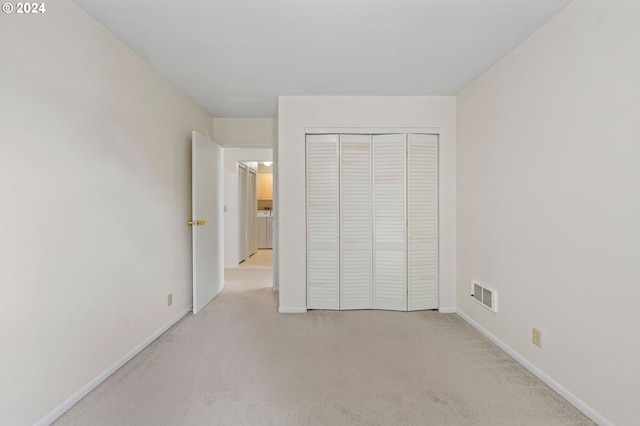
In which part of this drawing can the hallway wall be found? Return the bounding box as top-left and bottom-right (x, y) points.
(0, 2), (213, 424)
(213, 117), (277, 145)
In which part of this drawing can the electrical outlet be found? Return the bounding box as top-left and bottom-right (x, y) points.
(532, 328), (541, 347)
(167, 293), (173, 307)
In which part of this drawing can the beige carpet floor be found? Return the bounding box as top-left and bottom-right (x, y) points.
(239, 249), (273, 269)
(55, 268), (593, 425)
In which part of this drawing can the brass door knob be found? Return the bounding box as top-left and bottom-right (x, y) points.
(187, 220), (206, 226)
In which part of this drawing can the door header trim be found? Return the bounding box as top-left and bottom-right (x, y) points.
(305, 127), (440, 135)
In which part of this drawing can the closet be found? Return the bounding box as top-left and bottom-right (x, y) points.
(306, 133), (438, 311)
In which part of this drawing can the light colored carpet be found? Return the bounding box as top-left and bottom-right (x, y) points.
(239, 249), (273, 269)
(55, 269), (593, 425)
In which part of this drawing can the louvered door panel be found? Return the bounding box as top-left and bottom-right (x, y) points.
(306, 134), (340, 310)
(408, 134), (439, 310)
(373, 134), (406, 311)
(340, 135), (372, 309)
(238, 165), (247, 263)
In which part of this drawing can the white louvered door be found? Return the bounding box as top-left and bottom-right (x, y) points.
(340, 135), (372, 309)
(373, 134), (407, 311)
(407, 134), (439, 310)
(306, 132), (438, 312)
(306, 134), (340, 310)
(238, 164), (247, 263)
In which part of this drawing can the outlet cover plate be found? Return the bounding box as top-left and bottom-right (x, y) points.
(532, 328), (541, 347)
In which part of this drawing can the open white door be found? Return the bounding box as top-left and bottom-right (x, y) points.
(192, 131), (223, 314)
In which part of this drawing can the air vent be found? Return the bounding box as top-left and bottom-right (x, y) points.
(471, 281), (497, 313)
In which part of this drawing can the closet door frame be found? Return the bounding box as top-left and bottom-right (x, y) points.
(305, 128), (441, 311)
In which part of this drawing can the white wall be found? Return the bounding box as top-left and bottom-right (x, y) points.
(213, 117), (277, 145)
(223, 149), (273, 268)
(278, 96), (456, 311)
(0, 2), (213, 424)
(456, 1), (640, 424)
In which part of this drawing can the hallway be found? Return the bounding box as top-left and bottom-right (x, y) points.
(56, 268), (591, 425)
(239, 249), (273, 270)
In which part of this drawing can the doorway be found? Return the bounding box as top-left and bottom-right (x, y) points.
(222, 147), (276, 291)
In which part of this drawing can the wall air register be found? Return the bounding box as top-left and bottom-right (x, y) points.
(471, 281), (497, 313)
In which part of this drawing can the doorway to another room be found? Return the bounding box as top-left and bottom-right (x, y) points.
(238, 249), (272, 269)
(223, 146), (276, 294)
(237, 160), (274, 270)
(226, 155), (275, 303)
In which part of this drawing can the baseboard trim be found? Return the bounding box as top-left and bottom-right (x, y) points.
(456, 309), (611, 426)
(35, 308), (191, 426)
(278, 306), (307, 314)
(438, 306), (457, 314)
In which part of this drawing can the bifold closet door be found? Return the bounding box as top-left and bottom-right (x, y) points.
(373, 134), (406, 311)
(340, 135), (372, 309)
(238, 165), (247, 263)
(407, 134), (439, 310)
(306, 134), (340, 310)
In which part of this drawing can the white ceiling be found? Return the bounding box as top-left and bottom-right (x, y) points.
(73, 0), (572, 117)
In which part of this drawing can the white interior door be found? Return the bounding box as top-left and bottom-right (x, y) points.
(408, 134), (439, 310)
(373, 134), (406, 311)
(340, 134), (372, 309)
(306, 134), (340, 310)
(192, 131), (223, 314)
(249, 169), (257, 255)
(238, 164), (247, 263)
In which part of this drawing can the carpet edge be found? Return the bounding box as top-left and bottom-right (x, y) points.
(35, 308), (191, 426)
(456, 309), (611, 426)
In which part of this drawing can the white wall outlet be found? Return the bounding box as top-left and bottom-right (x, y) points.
(167, 293), (173, 307)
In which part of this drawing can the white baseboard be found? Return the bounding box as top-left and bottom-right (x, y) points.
(35, 308), (190, 426)
(456, 309), (611, 426)
(278, 306), (307, 314)
(438, 306), (457, 314)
